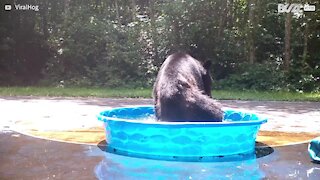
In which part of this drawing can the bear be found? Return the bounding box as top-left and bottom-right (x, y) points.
(153, 52), (223, 122)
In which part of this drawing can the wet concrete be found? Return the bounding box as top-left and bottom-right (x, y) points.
(258, 144), (320, 179)
(0, 132), (319, 179)
(0, 97), (320, 179)
(0, 132), (101, 180)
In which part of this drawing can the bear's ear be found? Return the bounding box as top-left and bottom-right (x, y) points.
(203, 61), (212, 70)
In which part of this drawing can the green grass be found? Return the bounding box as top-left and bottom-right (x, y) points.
(213, 90), (320, 101)
(0, 87), (151, 98)
(0, 86), (319, 101)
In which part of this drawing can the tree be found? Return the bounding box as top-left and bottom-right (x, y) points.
(302, 13), (309, 64)
(247, 0), (256, 64)
(0, 0), (318, 91)
(284, 0), (292, 71)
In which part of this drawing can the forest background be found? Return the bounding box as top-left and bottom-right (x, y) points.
(0, 0), (319, 93)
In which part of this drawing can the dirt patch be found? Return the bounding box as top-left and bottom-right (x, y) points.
(27, 127), (105, 144)
(257, 131), (320, 146)
(26, 128), (320, 146)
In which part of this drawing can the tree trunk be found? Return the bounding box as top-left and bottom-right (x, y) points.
(247, 0), (256, 64)
(302, 2), (309, 65)
(149, 0), (159, 64)
(115, 0), (120, 24)
(131, 0), (137, 21)
(41, 1), (49, 39)
(214, 1), (228, 58)
(172, 17), (181, 51)
(217, 0), (227, 38)
(284, 0), (292, 71)
(228, 0), (234, 28)
(64, 0), (71, 18)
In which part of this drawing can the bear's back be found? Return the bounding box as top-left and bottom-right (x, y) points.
(155, 53), (205, 95)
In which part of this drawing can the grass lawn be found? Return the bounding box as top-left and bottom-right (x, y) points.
(0, 86), (319, 101)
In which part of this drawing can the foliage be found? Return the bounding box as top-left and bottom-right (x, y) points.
(0, 0), (319, 92)
(42, 2), (146, 87)
(215, 62), (287, 91)
(287, 60), (320, 92)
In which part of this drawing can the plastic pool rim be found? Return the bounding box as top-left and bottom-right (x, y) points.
(97, 105), (267, 162)
(99, 105), (267, 126)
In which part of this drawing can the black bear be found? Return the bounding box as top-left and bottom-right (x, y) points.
(153, 52), (223, 122)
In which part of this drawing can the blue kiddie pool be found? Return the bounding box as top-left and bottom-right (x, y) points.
(97, 106), (267, 161)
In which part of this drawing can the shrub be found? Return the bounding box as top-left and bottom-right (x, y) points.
(215, 62), (286, 91)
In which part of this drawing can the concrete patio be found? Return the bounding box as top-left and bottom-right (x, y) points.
(0, 97), (320, 179)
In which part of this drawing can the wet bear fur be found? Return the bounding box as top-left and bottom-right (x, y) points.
(153, 52), (223, 122)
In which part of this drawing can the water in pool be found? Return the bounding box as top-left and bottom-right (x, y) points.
(132, 115), (233, 122)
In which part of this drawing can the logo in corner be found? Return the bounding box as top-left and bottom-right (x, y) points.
(4, 4), (12, 11)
